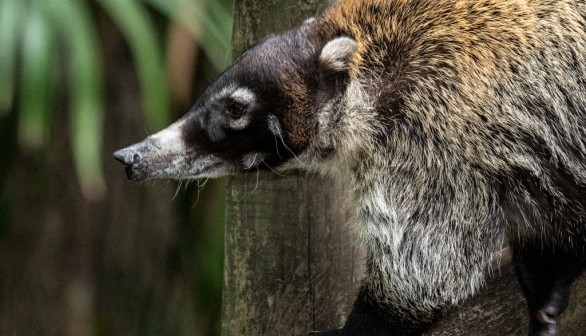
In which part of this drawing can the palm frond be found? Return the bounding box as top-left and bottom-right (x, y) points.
(100, 0), (171, 132)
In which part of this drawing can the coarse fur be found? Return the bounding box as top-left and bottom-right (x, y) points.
(114, 0), (586, 335)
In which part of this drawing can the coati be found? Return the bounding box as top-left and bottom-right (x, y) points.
(113, 0), (586, 335)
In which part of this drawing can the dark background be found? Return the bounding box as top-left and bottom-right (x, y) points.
(0, 0), (233, 335)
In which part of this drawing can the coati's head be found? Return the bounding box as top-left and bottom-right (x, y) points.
(114, 20), (357, 182)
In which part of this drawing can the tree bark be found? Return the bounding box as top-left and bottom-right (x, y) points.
(223, 173), (361, 335)
(222, 2), (362, 335)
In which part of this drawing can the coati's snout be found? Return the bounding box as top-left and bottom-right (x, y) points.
(113, 143), (147, 182)
(113, 120), (232, 182)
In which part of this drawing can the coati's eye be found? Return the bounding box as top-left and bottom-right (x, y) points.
(226, 101), (247, 119)
(225, 87), (255, 120)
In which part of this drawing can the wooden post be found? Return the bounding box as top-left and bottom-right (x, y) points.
(221, 1), (586, 335)
(222, 3), (361, 336)
(222, 173), (361, 335)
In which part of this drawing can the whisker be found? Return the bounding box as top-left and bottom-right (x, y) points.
(276, 132), (305, 166)
(244, 153), (260, 170)
(263, 161), (286, 176)
(172, 180), (184, 200)
(190, 178), (209, 208)
(248, 166), (261, 195)
(273, 133), (284, 159)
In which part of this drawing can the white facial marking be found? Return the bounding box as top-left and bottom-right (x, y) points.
(185, 154), (235, 179)
(149, 119), (186, 153)
(229, 115), (252, 130)
(211, 84), (237, 103)
(230, 87), (255, 105)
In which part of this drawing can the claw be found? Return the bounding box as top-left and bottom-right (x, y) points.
(530, 310), (558, 336)
(536, 310), (554, 325)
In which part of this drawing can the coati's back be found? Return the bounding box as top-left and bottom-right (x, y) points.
(318, 0), (586, 241)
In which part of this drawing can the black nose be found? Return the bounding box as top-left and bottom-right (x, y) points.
(113, 148), (140, 167)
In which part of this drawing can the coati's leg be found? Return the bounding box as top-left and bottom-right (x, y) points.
(513, 245), (586, 336)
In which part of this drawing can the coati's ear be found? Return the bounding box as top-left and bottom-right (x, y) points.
(319, 36), (357, 74)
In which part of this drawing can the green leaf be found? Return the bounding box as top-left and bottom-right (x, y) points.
(18, 3), (55, 150)
(205, 0), (233, 39)
(99, 0), (171, 132)
(45, 0), (106, 200)
(197, 0), (232, 68)
(0, 0), (24, 114)
(146, 0), (233, 70)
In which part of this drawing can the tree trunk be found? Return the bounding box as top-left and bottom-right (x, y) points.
(220, 5), (361, 336)
(223, 172), (361, 335)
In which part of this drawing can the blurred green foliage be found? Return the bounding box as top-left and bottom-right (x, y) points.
(149, 0), (233, 70)
(0, 1), (233, 334)
(0, 0), (232, 200)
